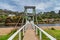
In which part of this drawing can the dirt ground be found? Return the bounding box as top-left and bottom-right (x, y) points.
(0, 26), (60, 35)
(40, 26), (60, 30)
(0, 27), (17, 35)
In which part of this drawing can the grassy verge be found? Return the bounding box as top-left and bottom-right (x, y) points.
(13, 31), (24, 40)
(37, 29), (50, 40)
(45, 30), (60, 40)
(37, 29), (60, 40)
(0, 29), (17, 40)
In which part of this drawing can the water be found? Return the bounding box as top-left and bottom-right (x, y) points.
(37, 24), (60, 26)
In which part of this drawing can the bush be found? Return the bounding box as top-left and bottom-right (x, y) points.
(51, 27), (55, 30)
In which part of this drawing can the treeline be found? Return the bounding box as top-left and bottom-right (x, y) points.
(0, 9), (60, 24)
(38, 11), (60, 19)
(0, 9), (25, 26)
(37, 11), (60, 24)
(0, 9), (20, 15)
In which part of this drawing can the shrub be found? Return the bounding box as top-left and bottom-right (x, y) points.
(51, 27), (55, 30)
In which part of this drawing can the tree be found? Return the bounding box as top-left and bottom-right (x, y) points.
(58, 10), (60, 14)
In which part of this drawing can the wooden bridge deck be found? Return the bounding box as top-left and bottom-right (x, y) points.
(23, 23), (38, 40)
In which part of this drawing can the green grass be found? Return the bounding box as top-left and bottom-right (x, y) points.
(0, 29), (24, 40)
(0, 29), (17, 40)
(45, 30), (60, 40)
(0, 29), (60, 40)
(37, 29), (60, 40)
(13, 31), (24, 40)
(37, 29), (50, 40)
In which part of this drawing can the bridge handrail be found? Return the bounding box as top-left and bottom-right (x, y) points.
(31, 22), (56, 40)
(8, 21), (29, 40)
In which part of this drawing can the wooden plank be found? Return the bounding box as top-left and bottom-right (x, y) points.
(23, 24), (38, 40)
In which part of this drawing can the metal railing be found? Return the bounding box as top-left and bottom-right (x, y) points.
(31, 21), (56, 40)
(8, 21), (56, 40)
(8, 21), (29, 40)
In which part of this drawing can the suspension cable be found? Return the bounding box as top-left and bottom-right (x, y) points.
(15, 16), (21, 28)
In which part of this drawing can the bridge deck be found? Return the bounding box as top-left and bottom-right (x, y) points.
(23, 23), (38, 40)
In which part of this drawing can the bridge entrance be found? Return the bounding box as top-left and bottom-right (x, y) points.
(24, 6), (38, 24)
(8, 6), (56, 40)
(27, 16), (33, 21)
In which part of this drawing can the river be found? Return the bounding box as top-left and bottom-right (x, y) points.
(38, 24), (60, 26)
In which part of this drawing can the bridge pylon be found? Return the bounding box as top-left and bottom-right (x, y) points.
(24, 6), (38, 24)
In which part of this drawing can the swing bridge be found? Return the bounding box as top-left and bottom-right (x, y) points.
(8, 6), (56, 40)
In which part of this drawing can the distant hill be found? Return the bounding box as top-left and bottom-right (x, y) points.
(0, 9), (21, 15)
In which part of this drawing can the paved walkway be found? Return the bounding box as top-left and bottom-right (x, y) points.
(23, 23), (38, 40)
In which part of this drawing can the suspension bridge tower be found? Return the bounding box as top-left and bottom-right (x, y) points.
(24, 6), (38, 24)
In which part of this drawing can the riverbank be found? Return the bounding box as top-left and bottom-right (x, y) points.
(40, 26), (60, 30)
(38, 26), (60, 40)
(0, 28), (17, 40)
(0, 27), (19, 35)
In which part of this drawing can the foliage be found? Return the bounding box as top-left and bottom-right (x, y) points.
(38, 11), (60, 19)
(51, 27), (55, 30)
(0, 15), (7, 23)
(37, 11), (60, 23)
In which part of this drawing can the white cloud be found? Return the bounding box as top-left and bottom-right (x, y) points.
(10, 0), (54, 11)
(54, 7), (60, 13)
(11, 0), (34, 6)
(36, 3), (46, 10)
(36, 2), (53, 10)
(54, 7), (60, 10)
(0, 2), (17, 11)
(56, 3), (60, 6)
(50, 0), (57, 2)
(0, 0), (60, 12)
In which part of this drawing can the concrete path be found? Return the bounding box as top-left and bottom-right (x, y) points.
(23, 23), (38, 40)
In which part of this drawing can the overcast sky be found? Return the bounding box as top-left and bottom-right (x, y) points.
(0, 0), (60, 13)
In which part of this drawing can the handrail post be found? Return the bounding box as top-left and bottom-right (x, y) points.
(40, 31), (42, 40)
(36, 27), (37, 35)
(33, 24), (35, 30)
(24, 27), (25, 32)
(8, 22), (29, 40)
(19, 31), (21, 40)
(23, 28), (24, 36)
(35, 26), (36, 32)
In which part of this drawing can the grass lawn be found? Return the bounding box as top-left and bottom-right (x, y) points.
(13, 31), (23, 40)
(45, 30), (60, 40)
(37, 29), (60, 40)
(0, 29), (17, 40)
(0, 29), (23, 40)
(0, 29), (60, 40)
